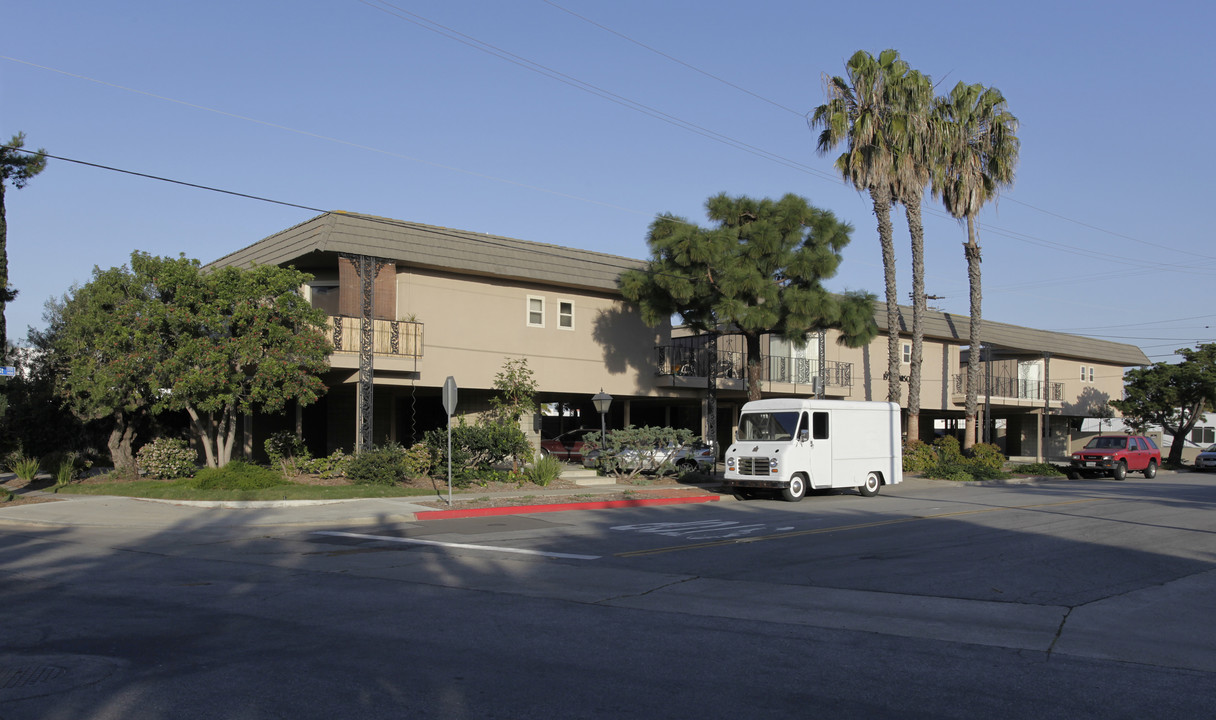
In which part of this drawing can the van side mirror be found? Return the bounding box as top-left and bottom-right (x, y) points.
(798, 429), (810, 443)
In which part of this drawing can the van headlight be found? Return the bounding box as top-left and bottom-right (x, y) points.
(726, 456), (735, 470)
(769, 457), (779, 474)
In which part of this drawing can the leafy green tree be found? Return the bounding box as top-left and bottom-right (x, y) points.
(134, 253), (331, 468)
(488, 357), (538, 425)
(932, 82), (1020, 447)
(1111, 344), (1216, 465)
(56, 252), (332, 469)
(1, 318), (90, 460)
(812, 49), (923, 406)
(54, 266), (161, 473)
(620, 193), (878, 401)
(0, 133), (47, 364)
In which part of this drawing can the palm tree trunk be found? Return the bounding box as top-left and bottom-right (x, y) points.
(906, 198), (926, 442)
(964, 214), (983, 449)
(870, 185), (901, 406)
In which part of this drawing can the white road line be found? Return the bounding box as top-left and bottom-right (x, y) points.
(312, 531), (601, 560)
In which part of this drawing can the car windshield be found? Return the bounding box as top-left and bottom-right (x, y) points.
(737, 411), (800, 441)
(1085, 436), (1128, 450)
(1205, 444), (1216, 453)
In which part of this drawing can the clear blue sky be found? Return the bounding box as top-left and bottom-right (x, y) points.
(4, 0), (1214, 374)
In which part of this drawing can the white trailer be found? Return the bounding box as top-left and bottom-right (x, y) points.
(723, 399), (902, 502)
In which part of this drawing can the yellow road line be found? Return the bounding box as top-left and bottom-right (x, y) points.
(617, 497), (1102, 557)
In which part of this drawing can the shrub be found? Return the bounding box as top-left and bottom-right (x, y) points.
(1010, 462), (1065, 477)
(346, 443), (411, 485)
(189, 460), (287, 490)
(401, 442), (433, 479)
(925, 460), (1006, 482)
(265, 431), (311, 476)
(903, 440), (938, 473)
(966, 443), (1007, 472)
(527, 453), (563, 487)
(299, 449), (351, 478)
(586, 425), (696, 478)
(4, 449), (28, 474)
(137, 437), (198, 479)
(12, 455), (40, 482)
(932, 435), (965, 465)
(425, 419), (531, 480)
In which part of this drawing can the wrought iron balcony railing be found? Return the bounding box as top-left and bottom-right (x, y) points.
(952, 373), (1063, 402)
(656, 346), (852, 388)
(327, 316), (423, 358)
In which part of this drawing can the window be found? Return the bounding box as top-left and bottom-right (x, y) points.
(812, 411), (829, 440)
(527, 296), (544, 327)
(1191, 427), (1215, 445)
(1080, 366), (1088, 382)
(901, 342), (911, 364)
(308, 282), (339, 315)
(738, 412), (800, 441)
(1089, 367), (1095, 383)
(558, 300), (574, 330)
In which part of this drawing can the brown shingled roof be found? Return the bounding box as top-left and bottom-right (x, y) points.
(211, 211), (1151, 367)
(209, 211), (642, 292)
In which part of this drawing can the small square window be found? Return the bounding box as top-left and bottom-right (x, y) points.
(527, 296), (544, 327)
(558, 300), (574, 330)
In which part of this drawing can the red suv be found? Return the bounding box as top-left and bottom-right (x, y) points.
(1068, 435), (1160, 480)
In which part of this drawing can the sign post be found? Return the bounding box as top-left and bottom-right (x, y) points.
(442, 376), (458, 505)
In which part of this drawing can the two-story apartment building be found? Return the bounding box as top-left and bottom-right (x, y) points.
(210, 211), (1149, 463)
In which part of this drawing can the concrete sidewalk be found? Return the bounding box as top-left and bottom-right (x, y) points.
(0, 480), (728, 529)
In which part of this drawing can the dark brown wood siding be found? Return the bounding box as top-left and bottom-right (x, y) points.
(338, 257), (397, 320)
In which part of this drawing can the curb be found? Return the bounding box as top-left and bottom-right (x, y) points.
(418, 493), (722, 520)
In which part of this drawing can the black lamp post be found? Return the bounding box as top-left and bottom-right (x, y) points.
(592, 389), (613, 450)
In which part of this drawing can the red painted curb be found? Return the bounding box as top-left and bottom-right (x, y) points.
(419, 493), (719, 520)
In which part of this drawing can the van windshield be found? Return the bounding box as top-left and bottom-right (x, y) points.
(737, 412), (800, 441)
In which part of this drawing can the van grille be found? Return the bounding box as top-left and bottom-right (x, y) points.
(737, 457), (771, 476)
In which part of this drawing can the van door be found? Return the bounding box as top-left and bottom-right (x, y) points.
(806, 410), (834, 488)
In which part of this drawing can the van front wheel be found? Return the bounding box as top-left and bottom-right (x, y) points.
(858, 472), (882, 497)
(781, 475), (807, 502)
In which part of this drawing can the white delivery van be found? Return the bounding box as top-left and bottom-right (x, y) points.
(723, 398), (902, 502)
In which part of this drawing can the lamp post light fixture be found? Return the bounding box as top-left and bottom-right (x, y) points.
(592, 389), (613, 451)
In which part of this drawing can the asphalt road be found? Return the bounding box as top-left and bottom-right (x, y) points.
(2, 473), (1215, 719)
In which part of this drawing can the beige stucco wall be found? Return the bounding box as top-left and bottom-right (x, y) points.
(1056, 359), (1125, 417)
(827, 331), (958, 409)
(396, 268), (671, 396)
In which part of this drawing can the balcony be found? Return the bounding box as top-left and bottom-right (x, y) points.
(327, 316), (423, 370)
(952, 373), (1063, 406)
(656, 345), (852, 395)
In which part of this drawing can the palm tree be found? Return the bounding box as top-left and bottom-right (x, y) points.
(932, 82), (1019, 448)
(812, 49), (920, 408)
(887, 68), (936, 442)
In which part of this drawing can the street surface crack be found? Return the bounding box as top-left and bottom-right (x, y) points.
(600, 576), (699, 603)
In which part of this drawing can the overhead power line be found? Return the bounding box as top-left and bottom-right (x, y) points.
(540, 0), (806, 117)
(7, 52), (1210, 275)
(2, 146), (324, 213)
